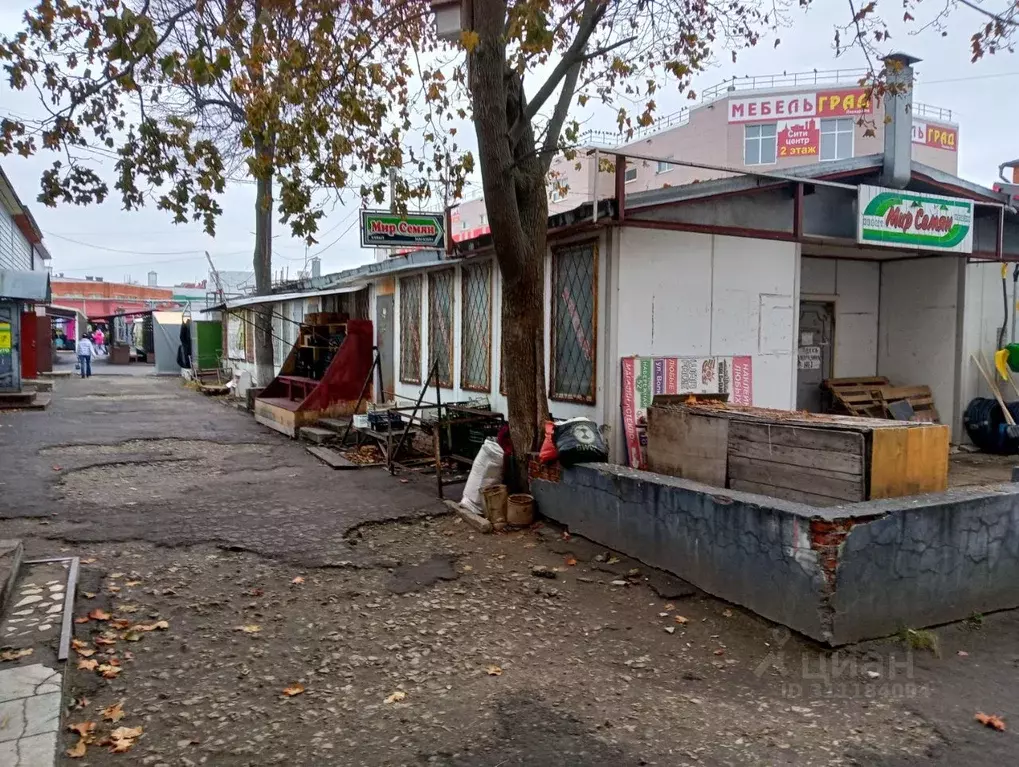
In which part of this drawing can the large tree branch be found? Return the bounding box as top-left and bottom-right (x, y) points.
(513, 0), (605, 134)
(540, 57), (581, 175)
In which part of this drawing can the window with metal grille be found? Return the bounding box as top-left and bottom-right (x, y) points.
(399, 275), (422, 384)
(550, 242), (597, 402)
(460, 261), (492, 391)
(428, 269), (455, 387)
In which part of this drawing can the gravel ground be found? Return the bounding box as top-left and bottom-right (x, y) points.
(52, 518), (937, 766)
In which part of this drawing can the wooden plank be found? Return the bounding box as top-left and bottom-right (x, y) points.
(728, 436), (863, 475)
(728, 456), (865, 502)
(824, 376), (890, 388)
(647, 406), (729, 486)
(730, 479), (846, 507)
(305, 445), (359, 470)
(869, 424), (949, 499)
(729, 420), (864, 455)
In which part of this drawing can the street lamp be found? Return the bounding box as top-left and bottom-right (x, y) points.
(431, 0), (472, 42)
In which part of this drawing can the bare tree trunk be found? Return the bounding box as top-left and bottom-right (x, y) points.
(252, 142), (274, 386)
(469, 0), (550, 486)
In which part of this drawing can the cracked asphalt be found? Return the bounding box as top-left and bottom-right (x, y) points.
(0, 367), (1017, 765)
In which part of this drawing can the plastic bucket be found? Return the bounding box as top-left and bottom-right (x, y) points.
(506, 493), (535, 527)
(481, 484), (508, 527)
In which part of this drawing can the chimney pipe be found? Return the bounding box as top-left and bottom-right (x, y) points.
(881, 52), (921, 189)
(311, 257), (321, 279)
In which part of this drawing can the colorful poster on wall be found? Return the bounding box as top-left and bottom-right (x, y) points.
(778, 119), (819, 158)
(620, 355), (753, 469)
(0, 322), (10, 353)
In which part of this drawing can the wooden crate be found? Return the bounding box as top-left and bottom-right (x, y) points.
(646, 402), (949, 506)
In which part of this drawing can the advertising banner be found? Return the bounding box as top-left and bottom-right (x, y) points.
(620, 355), (753, 469)
(912, 121), (958, 152)
(858, 185), (974, 253)
(360, 210), (445, 249)
(778, 119), (820, 158)
(729, 87), (873, 123)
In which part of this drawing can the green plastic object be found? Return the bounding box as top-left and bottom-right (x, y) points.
(1007, 343), (1019, 372)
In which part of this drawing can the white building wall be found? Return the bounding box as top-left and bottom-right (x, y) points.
(800, 257), (880, 377)
(0, 203), (32, 272)
(878, 256), (963, 436)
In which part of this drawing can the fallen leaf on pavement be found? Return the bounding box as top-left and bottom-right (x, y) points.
(486, 665), (503, 676)
(94, 636), (116, 646)
(71, 639), (89, 651)
(88, 608), (111, 621)
(0, 647), (32, 661)
(74, 616), (90, 624)
(664, 603), (675, 611)
(117, 604), (139, 613)
(83, 592), (96, 599)
(108, 725), (142, 753)
(564, 555), (577, 566)
(52, 465), (61, 471)
(102, 702), (125, 722)
(75, 647), (96, 658)
(107, 586), (121, 593)
(384, 690), (406, 704)
(976, 712), (1006, 731)
(77, 659), (98, 671)
(282, 684), (305, 697)
(958, 650), (969, 657)
(607, 556), (620, 565)
(561, 530), (571, 541)
(722, 609), (733, 618)
(235, 625), (261, 634)
(71, 696), (90, 710)
(130, 620), (169, 632)
(665, 626), (676, 634)
(713, 649), (725, 656)
(123, 632), (143, 642)
(66, 739), (88, 758)
(109, 573), (125, 579)
(291, 576), (305, 584)
(125, 580), (141, 586)
(81, 558), (96, 564)
(675, 615), (689, 624)
(98, 664), (122, 679)
(68, 721), (95, 737)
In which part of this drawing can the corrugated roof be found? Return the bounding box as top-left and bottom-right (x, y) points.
(0, 269), (50, 302)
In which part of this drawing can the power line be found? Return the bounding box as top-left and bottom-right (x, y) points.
(44, 232), (206, 255)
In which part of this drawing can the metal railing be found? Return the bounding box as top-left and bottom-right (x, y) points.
(913, 102), (954, 123)
(700, 69), (871, 102)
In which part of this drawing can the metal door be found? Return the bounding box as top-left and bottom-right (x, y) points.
(375, 294), (394, 400)
(0, 302), (21, 392)
(796, 301), (834, 412)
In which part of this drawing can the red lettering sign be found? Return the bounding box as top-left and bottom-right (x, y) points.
(729, 93), (817, 123)
(884, 205), (954, 234)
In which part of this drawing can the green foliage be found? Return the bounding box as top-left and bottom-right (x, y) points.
(0, 0), (471, 243)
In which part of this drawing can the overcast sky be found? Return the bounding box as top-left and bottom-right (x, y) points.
(0, 1), (1014, 285)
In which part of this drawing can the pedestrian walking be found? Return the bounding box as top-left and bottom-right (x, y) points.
(94, 326), (106, 355)
(77, 333), (96, 378)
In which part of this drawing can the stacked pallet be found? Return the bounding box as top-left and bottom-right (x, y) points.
(823, 377), (939, 423)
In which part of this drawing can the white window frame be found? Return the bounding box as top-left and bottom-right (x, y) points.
(550, 186), (566, 203)
(820, 117), (855, 162)
(656, 159), (674, 174)
(624, 165), (638, 183)
(744, 123), (777, 166)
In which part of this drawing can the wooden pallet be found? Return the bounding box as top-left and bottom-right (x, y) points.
(823, 377), (939, 423)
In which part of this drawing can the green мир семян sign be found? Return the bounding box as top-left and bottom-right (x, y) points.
(857, 184), (974, 253)
(359, 210), (445, 249)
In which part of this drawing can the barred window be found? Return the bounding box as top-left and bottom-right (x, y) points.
(460, 261), (492, 391)
(428, 269), (455, 387)
(550, 242), (597, 402)
(399, 275), (422, 384)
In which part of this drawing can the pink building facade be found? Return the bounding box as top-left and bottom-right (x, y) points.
(451, 69), (960, 239)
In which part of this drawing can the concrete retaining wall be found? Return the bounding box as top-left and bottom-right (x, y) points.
(533, 464), (1019, 644)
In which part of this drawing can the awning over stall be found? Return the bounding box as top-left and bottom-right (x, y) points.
(201, 283), (367, 313)
(0, 269), (50, 302)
